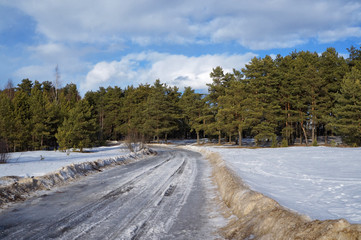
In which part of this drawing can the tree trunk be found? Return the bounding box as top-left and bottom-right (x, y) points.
(301, 125), (308, 146)
(238, 129), (242, 146)
(196, 131), (200, 145)
(218, 131), (221, 145)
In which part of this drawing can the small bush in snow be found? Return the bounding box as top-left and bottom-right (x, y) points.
(0, 139), (10, 164)
(281, 139), (288, 147)
(125, 130), (145, 152)
(271, 136), (278, 148)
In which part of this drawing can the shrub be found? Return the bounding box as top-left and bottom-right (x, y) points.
(0, 139), (10, 164)
(281, 139), (288, 147)
(271, 135), (278, 148)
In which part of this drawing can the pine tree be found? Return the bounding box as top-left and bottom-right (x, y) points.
(318, 48), (348, 142)
(103, 86), (123, 140)
(179, 87), (205, 144)
(30, 81), (48, 149)
(242, 56), (281, 145)
(56, 99), (97, 151)
(119, 84), (152, 143)
(12, 86), (32, 151)
(206, 66), (230, 144)
(276, 55), (298, 145)
(333, 67), (361, 146)
(0, 91), (15, 151)
(143, 80), (180, 142)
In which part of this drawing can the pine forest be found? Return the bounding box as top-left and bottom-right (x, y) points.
(1, 47), (361, 152)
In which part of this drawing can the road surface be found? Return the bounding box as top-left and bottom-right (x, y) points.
(0, 147), (226, 239)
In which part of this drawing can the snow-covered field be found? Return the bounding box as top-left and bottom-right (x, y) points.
(203, 146), (361, 224)
(0, 144), (131, 179)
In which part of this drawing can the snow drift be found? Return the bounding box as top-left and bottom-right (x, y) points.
(190, 147), (361, 240)
(0, 148), (155, 208)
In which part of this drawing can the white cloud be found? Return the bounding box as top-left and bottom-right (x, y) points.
(13, 42), (91, 88)
(82, 52), (257, 93)
(4, 0), (361, 50)
(318, 27), (361, 43)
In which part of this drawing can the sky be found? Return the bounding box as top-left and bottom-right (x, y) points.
(0, 0), (361, 96)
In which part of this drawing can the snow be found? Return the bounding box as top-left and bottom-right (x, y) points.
(0, 145), (131, 179)
(199, 146), (361, 224)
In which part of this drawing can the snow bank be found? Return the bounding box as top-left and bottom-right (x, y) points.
(185, 146), (361, 240)
(0, 145), (131, 179)
(206, 146), (361, 223)
(0, 147), (155, 207)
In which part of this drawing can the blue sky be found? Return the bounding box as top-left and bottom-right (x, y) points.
(0, 0), (361, 96)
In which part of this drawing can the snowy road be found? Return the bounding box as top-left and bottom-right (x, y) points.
(0, 147), (226, 239)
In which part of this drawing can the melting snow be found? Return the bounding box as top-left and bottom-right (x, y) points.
(0, 145), (131, 179)
(200, 146), (361, 224)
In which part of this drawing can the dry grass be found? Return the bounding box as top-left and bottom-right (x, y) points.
(200, 149), (361, 240)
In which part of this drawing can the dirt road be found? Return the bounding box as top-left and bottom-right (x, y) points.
(0, 147), (226, 239)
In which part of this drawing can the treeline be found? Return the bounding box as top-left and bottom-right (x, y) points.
(204, 47), (361, 146)
(0, 79), (183, 152)
(1, 46), (361, 152)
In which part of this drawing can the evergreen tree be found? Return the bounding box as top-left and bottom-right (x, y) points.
(119, 84), (152, 142)
(0, 91), (15, 151)
(29, 81), (48, 149)
(276, 55), (298, 145)
(242, 56), (281, 145)
(206, 66), (231, 144)
(12, 79), (34, 151)
(179, 87), (205, 144)
(319, 48), (348, 142)
(103, 86), (123, 140)
(333, 67), (361, 146)
(220, 78), (257, 146)
(56, 99), (97, 151)
(143, 80), (180, 142)
(346, 45), (361, 70)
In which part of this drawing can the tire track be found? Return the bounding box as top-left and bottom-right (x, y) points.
(0, 153), (174, 240)
(0, 148), (219, 240)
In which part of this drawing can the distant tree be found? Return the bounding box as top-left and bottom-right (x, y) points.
(346, 45), (361, 69)
(0, 91), (15, 151)
(103, 86), (123, 140)
(5, 79), (15, 99)
(12, 85), (32, 151)
(333, 67), (361, 146)
(118, 84), (152, 143)
(242, 56), (280, 145)
(56, 99), (97, 152)
(17, 79), (33, 96)
(318, 48), (348, 142)
(30, 81), (48, 149)
(54, 65), (61, 103)
(179, 87), (206, 144)
(143, 80), (180, 143)
(206, 66), (230, 144)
